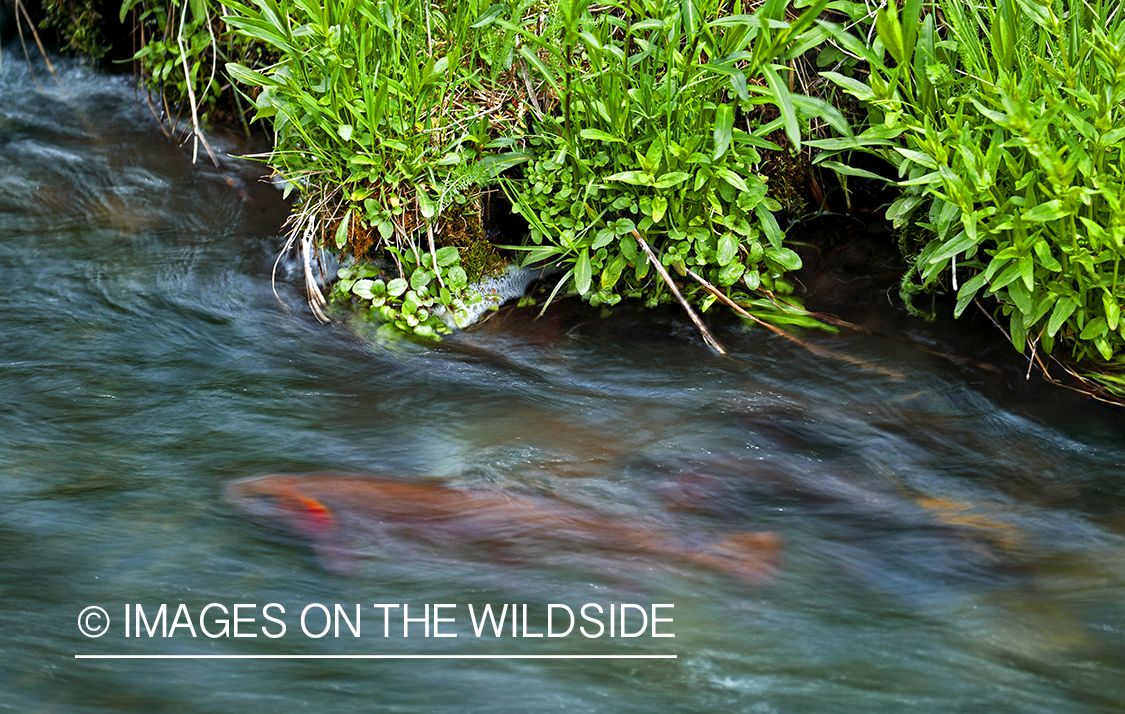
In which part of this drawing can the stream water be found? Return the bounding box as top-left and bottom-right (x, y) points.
(2, 52), (1124, 714)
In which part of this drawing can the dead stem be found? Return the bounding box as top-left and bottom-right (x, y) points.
(971, 297), (1125, 406)
(631, 230), (726, 355)
(14, 0), (59, 90)
(176, 2), (220, 168)
(427, 222), (446, 291)
(686, 267), (905, 379)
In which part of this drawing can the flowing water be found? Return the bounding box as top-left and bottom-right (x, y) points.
(2, 52), (1124, 714)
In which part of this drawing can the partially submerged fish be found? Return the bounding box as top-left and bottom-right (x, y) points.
(225, 473), (780, 583)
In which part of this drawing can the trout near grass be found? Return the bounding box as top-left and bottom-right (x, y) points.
(225, 473), (780, 584)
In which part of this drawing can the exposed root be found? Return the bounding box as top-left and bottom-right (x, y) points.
(271, 188), (334, 323)
(270, 232), (297, 308)
(301, 218), (329, 323)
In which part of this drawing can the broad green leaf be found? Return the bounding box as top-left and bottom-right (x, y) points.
(1033, 241), (1062, 271)
(1080, 316), (1109, 340)
(717, 235), (738, 266)
(680, 0), (700, 36)
(1023, 200), (1068, 223)
(887, 194), (926, 228)
(579, 128), (625, 144)
(470, 3), (506, 28)
(876, 2), (906, 65)
(334, 207), (353, 249)
(605, 170), (652, 186)
(418, 192), (437, 219)
(447, 266), (468, 290)
(1095, 337), (1113, 360)
(1047, 296), (1078, 336)
(352, 279), (377, 300)
(226, 62), (277, 88)
(990, 262), (1023, 290)
(755, 204), (784, 250)
(954, 271), (989, 317)
(575, 250), (592, 295)
(653, 172), (690, 189)
(821, 71), (877, 102)
(713, 103), (734, 161)
(765, 247), (802, 271)
(601, 255), (626, 290)
(716, 168), (749, 192)
(591, 229), (615, 250)
(1011, 308), (1027, 352)
(893, 147), (939, 169)
(762, 64), (801, 150)
(435, 246), (459, 267)
(1105, 292), (1121, 332)
(1007, 280), (1032, 317)
(410, 269), (432, 292)
(718, 262), (745, 286)
(387, 278), (408, 297)
(927, 231), (978, 265)
(1019, 255), (1035, 291)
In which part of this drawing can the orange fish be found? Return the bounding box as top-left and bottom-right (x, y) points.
(225, 473), (780, 583)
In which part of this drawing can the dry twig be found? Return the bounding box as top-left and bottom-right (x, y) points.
(631, 230), (726, 355)
(686, 267), (904, 379)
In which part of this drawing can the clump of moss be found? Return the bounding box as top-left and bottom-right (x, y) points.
(40, 0), (109, 60)
(436, 203), (505, 284)
(759, 146), (810, 216)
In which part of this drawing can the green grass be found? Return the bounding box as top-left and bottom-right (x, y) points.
(818, 0), (1125, 366)
(500, 0), (843, 322)
(212, 0), (842, 339)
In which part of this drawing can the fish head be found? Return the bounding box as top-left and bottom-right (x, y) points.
(224, 475), (337, 538)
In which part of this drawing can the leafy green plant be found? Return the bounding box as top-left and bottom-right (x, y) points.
(501, 0), (843, 325)
(218, 0), (847, 340)
(819, 0), (1125, 364)
(40, 0), (109, 59)
(221, 0), (519, 336)
(124, 0), (264, 133)
(333, 244), (478, 338)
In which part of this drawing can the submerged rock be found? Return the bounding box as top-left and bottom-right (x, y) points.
(434, 263), (545, 329)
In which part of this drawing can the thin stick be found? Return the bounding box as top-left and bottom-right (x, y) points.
(632, 230), (726, 355)
(971, 298), (1125, 405)
(176, 3), (221, 167)
(427, 222), (446, 291)
(686, 267), (905, 379)
(14, 7), (43, 92)
(16, 0), (58, 80)
(519, 57), (543, 116)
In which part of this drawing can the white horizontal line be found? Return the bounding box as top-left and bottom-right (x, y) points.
(75, 654), (676, 660)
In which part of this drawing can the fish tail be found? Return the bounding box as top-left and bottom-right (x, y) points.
(692, 532), (782, 584)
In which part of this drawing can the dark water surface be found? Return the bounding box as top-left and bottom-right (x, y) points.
(2, 53), (1124, 714)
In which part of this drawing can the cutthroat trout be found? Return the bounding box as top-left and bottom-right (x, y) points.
(225, 473), (780, 583)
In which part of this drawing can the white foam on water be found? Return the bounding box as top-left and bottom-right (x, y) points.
(434, 263), (542, 329)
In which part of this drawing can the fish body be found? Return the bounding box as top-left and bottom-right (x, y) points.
(225, 473), (779, 583)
